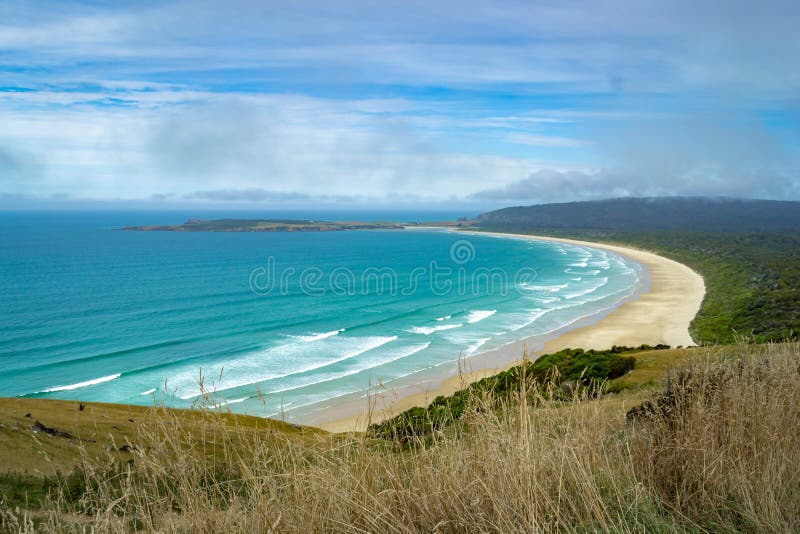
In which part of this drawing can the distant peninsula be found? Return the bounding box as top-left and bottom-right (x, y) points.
(120, 218), (405, 232)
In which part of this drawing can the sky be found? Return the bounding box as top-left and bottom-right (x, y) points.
(1, 0), (799, 210)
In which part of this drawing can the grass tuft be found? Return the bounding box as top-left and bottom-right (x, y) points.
(2, 343), (799, 532)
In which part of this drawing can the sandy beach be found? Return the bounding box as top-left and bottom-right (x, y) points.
(315, 231), (706, 433)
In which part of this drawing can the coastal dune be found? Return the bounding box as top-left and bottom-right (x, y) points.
(317, 232), (705, 432)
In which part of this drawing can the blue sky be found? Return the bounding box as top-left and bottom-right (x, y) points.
(1, 0), (799, 209)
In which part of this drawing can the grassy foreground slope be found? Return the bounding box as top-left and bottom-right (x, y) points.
(0, 399), (322, 476)
(2, 343), (798, 532)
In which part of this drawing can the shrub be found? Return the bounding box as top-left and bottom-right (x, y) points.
(369, 345), (657, 441)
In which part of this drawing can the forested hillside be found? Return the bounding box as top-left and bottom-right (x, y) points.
(477, 197), (800, 233)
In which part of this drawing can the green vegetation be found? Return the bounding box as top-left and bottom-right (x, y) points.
(2, 343), (798, 532)
(476, 197), (800, 233)
(481, 229), (800, 344)
(369, 344), (667, 442)
(473, 197), (800, 345)
(590, 231), (800, 344)
(121, 218), (405, 232)
(0, 398), (319, 476)
(467, 225), (800, 344)
(0, 472), (57, 511)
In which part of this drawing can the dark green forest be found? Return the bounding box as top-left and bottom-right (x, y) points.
(478, 197), (800, 233)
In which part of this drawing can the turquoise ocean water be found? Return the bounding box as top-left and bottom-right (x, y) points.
(0, 211), (643, 422)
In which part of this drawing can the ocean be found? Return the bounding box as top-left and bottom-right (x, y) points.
(0, 211), (643, 422)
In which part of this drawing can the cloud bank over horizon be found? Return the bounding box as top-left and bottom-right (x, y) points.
(1, 0), (799, 208)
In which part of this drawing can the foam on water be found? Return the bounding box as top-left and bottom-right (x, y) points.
(526, 296), (559, 304)
(466, 310), (497, 323)
(526, 284), (568, 292)
(289, 329), (345, 342)
(210, 397), (249, 409)
(268, 342), (431, 395)
(506, 308), (554, 331)
(408, 323), (463, 335)
(465, 337), (491, 355)
(566, 268), (601, 275)
(175, 334), (398, 399)
(41, 373), (121, 393)
(563, 277), (609, 299)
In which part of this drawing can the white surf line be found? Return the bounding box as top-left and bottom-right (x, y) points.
(507, 308), (556, 331)
(41, 373), (121, 392)
(178, 336), (399, 399)
(466, 310), (497, 323)
(263, 359), (440, 418)
(525, 284), (568, 292)
(408, 323), (463, 335)
(563, 278), (609, 300)
(465, 337), (491, 355)
(268, 342), (432, 395)
(289, 328), (345, 342)
(210, 397), (249, 409)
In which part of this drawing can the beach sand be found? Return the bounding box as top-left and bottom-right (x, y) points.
(314, 231), (706, 433)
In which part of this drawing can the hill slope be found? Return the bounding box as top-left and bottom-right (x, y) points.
(477, 197), (800, 232)
(2, 343), (798, 532)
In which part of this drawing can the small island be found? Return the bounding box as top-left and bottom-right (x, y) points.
(121, 218), (406, 232)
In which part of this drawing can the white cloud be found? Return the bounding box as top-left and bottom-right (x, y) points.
(2, 0), (799, 92)
(507, 133), (588, 147)
(0, 93), (549, 201)
(1, 0), (799, 205)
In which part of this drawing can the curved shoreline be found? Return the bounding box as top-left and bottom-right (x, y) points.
(313, 230), (705, 433)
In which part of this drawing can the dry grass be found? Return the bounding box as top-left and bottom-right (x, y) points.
(0, 398), (317, 476)
(2, 343), (799, 533)
(608, 347), (704, 391)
